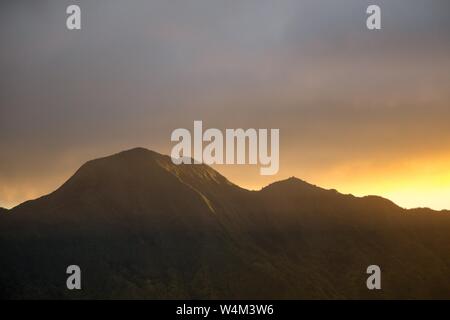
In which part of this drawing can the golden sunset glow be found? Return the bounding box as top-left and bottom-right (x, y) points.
(215, 151), (450, 211)
(1, 146), (450, 211)
(313, 153), (450, 210)
(1, 1), (450, 212)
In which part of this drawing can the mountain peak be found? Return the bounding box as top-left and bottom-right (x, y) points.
(261, 176), (326, 193)
(3, 148), (450, 299)
(51, 147), (235, 207)
(107, 147), (232, 187)
(99, 147), (164, 161)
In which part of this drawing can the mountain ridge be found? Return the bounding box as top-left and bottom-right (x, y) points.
(8, 147), (447, 213)
(1, 147), (449, 299)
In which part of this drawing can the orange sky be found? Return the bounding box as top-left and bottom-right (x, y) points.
(2, 146), (450, 211)
(214, 150), (450, 210)
(1, 1), (450, 210)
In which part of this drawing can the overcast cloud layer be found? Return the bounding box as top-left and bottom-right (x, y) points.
(1, 0), (450, 209)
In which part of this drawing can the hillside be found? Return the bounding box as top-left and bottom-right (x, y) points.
(0, 148), (449, 299)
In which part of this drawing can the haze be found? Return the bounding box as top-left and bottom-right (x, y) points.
(1, 0), (450, 210)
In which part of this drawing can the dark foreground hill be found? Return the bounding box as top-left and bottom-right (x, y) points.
(0, 148), (449, 299)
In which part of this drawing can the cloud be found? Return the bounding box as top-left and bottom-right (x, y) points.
(1, 0), (449, 209)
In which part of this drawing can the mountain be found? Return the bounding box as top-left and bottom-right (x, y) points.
(1, 148), (449, 299)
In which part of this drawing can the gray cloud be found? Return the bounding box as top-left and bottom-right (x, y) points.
(1, 0), (449, 208)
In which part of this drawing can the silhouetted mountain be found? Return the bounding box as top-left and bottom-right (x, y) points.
(1, 148), (449, 299)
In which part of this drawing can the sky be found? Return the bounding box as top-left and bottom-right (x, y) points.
(1, 0), (450, 210)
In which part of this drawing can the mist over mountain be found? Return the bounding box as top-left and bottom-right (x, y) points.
(0, 148), (449, 299)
